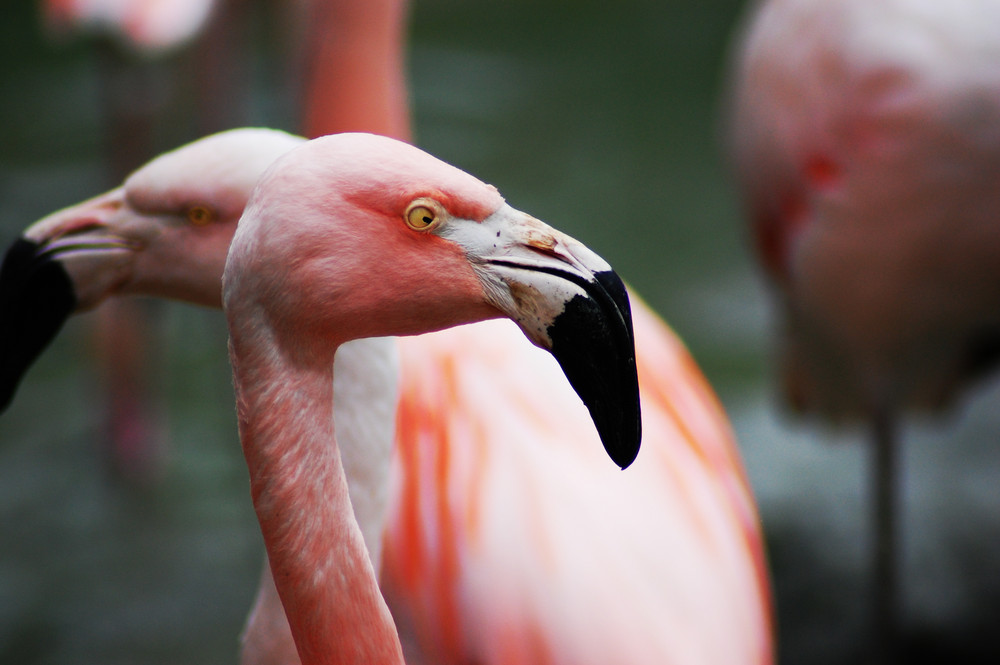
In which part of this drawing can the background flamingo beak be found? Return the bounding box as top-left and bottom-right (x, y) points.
(0, 237), (76, 412)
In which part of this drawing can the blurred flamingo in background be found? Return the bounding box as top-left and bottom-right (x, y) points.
(38, 0), (411, 149)
(41, 0), (217, 51)
(726, 0), (1000, 658)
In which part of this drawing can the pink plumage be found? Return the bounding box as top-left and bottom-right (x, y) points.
(7, 128), (772, 665)
(726, 0), (1000, 655)
(728, 0), (1000, 416)
(222, 131), (645, 664)
(41, 0), (217, 51)
(388, 310), (770, 664)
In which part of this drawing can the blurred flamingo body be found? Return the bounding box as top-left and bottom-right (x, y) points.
(8, 127), (772, 664)
(727, 0), (1000, 652)
(42, 0), (217, 51)
(729, 0), (1000, 414)
(221, 132), (643, 664)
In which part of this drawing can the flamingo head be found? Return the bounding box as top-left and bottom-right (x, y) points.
(224, 133), (642, 468)
(0, 128), (303, 412)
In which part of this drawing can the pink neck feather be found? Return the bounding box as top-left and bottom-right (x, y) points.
(229, 329), (405, 665)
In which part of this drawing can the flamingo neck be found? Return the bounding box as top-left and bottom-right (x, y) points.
(229, 332), (405, 665)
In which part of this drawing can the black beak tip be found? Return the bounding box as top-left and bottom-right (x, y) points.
(602, 404), (642, 470)
(548, 268), (642, 469)
(0, 237), (76, 414)
(589, 355), (641, 470)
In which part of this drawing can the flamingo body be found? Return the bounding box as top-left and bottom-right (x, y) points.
(727, 0), (1000, 654)
(387, 307), (769, 664)
(728, 0), (1000, 416)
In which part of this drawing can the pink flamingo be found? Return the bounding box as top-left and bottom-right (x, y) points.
(221, 131), (643, 663)
(726, 0), (1000, 656)
(2, 127), (773, 664)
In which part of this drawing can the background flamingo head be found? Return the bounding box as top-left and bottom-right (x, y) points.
(0, 128), (303, 413)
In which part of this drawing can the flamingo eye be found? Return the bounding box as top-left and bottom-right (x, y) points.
(187, 205), (215, 226)
(404, 200), (442, 231)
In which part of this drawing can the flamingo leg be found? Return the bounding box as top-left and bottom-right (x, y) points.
(872, 407), (900, 664)
(95, 41), (166, 484)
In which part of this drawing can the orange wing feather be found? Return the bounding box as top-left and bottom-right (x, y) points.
(383, 295), (773, 665)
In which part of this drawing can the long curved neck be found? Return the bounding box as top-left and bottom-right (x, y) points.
(229, 330), (405, 665)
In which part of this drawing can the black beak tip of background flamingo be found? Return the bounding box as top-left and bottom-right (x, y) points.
(0, 237), (76, 413)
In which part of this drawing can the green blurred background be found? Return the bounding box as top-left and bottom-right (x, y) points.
(2, 1), (1000, 663)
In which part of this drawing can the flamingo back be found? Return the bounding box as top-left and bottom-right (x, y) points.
(383, 297), (772, 665)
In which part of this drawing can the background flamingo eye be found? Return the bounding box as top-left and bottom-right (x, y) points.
(405, 203), (437, 230)
(187, 205), (215, 226)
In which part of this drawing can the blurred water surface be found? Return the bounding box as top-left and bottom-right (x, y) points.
(2, 1), (1000, 664)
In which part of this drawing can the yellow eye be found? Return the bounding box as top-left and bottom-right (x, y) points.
(405, 201), (440, 231)
(187, 205), (214, 226)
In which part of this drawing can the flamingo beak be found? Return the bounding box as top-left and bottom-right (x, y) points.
(0, 188), (134, 412)
(0, 237), (75, 412)
(455, 204), (642, 468)
(537, 265), (641, 470)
